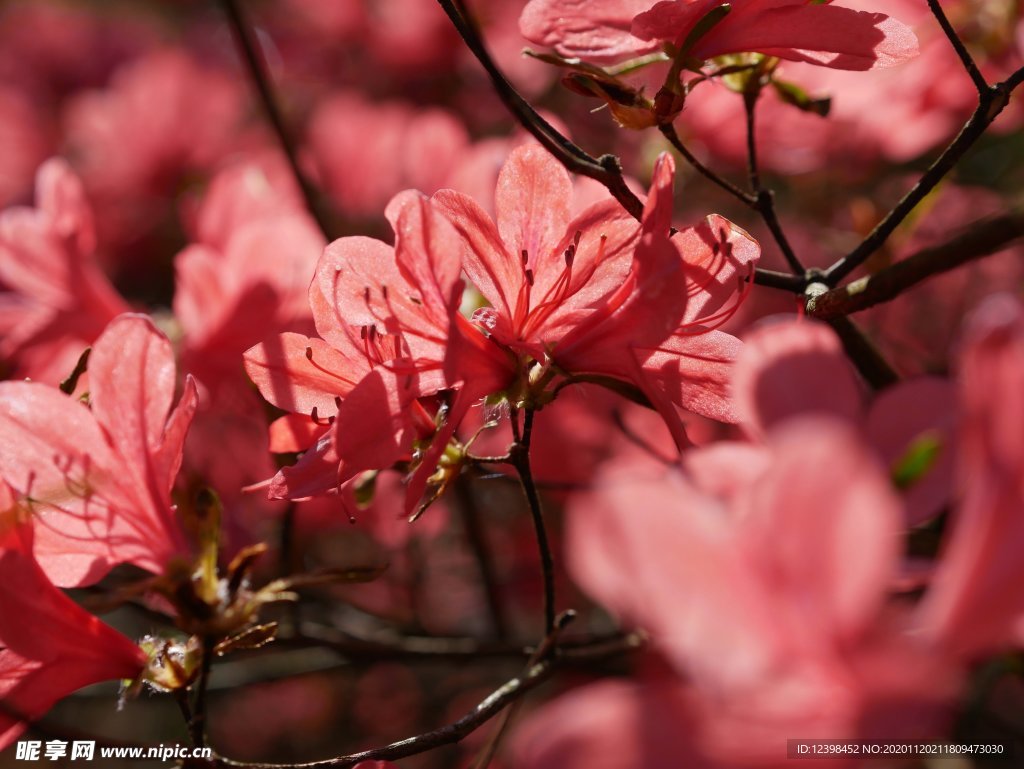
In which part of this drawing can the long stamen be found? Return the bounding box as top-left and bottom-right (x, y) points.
(686, 227), (731, 301)
(304, 346), (356, 385)
(677, 263), (755, 335)
(521, 231), (596, 339)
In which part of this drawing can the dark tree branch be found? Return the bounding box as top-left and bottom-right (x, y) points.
(438, 0), (804, 293)
(512, 408), (557, 635)
(825, 75), (1023, 285)
(188, 636), (216, 749)
(658, 122), (755, 206)
(204, 633), (644, 769)
(436, 0), (645, 220)
(927, 0), (987, 94)
(467, 611), (577, 769)
(743, 92), (804, 275)
(219, 0), (333, 240)
(807, 211), (1024, 320)
(660, 120), (806, 281)
(753, 268), (806, 291)
(1006, 66), (1024, 92)
(819, 313), (900, 389)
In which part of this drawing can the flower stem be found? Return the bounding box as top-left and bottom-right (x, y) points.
(512, 408), (556, 635)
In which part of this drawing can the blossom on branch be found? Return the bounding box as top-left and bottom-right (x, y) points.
(0, 314), (196, 586)
(521, 0), (919, 71)
(0, 502), (146, 750)
(244, 192), (484, 516)
(0, 158), (128, 384)
(435, 144), (758, 447)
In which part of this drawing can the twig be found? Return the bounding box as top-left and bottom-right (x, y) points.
(436, 0), (645, 220)
(807, 211), (1024, 319)
(753, 267), (806, 291)
(820, 314), (900, 389)
(218, 0), (333, 240)
(440, 0), (804, 293)
(511, 408), (557, 635)
(189, 636), (216, 749)
(825, 72), (1023, 285)
(659, 121), (807, 283)
(658, 122), (754, 206)
(743, 92), (803, 274)
(927, 0), (987, 94)
(176, 690), (196, 746)
(205, 633), (644, 769)
(468, 611), (576, 769)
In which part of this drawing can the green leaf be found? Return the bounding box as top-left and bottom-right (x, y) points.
(892, 431), (943, 490)
(771, 79), (831, 117)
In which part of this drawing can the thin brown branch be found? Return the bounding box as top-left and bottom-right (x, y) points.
(219, 0), (333, 240)
(468, 611), (576, 769)
(743, 91), (804, 274)
(441, 0), (804, 294)
(189, 636), (216, 749)
(512, 408), (557, 635)
(807, 211), (1024, 320)
(752, 267), (806, 291)
(927, 0), (987, 94)
(821, 314), (900, 389)
(436, 0), (645, 220)
(658, 122), (755, 206)
(205, 633), (644, 769)
(660, 120), (808, 286)
(825, 74), (1022, 285)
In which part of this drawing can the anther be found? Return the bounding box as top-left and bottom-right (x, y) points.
(309, 407), (335, 426)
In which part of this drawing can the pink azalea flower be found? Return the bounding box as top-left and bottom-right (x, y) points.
(0, 506), (146, 750)
(443, 147), (757, 446)
(306, 92), (469, 220)
(63, 48), (248, 248)
(432, 144), (641, 362)
(522, 0), (919, 71)
(732, 317), (957, 525)
(515, 419), (959, 768)
(174, 159), (324, 392)
(0, 314), (196, 587)
(0, 85), (51, 209)
(678, 0), (978, 173)
(0, 157), (129, 383)
(244, 191), (477, 514)
(918, 295), (1024, 659)
(516, 299), (1024, 767)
